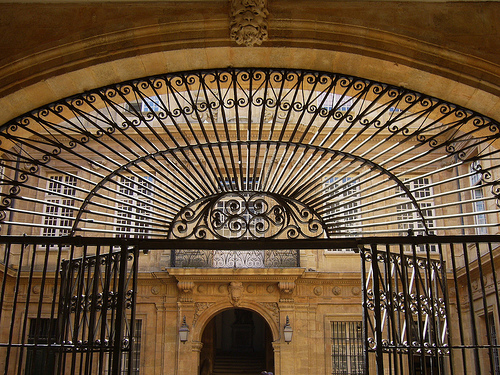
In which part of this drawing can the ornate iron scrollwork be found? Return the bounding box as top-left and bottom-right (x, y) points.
(170, 191), (324, 240)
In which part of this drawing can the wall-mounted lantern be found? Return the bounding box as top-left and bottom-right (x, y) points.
(283, 315), (293, 344)
(179, 316), (189, 343)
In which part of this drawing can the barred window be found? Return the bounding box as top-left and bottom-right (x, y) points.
(115, 176), (153, 239)
(331, 321), (364, 375)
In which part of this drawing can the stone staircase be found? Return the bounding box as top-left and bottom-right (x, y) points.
(212, 353), (268, 375)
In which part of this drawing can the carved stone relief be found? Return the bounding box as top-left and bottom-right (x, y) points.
(177, 281), (195, 302)
(230, 0), (269, 47)
(259, 302), (279, 326)
(193, 302), (215, 327)
(229, 281), (244, 306)
(278, 281), (295, 302)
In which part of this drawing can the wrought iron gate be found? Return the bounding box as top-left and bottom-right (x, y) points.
(0, 238), (138, 375)
(0, 235), (499, 375)
(361, 236), (500, 375)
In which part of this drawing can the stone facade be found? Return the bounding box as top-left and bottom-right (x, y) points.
(0, 1), (499, 375)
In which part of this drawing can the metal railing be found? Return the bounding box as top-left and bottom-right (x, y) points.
(0, 235), (498, 375)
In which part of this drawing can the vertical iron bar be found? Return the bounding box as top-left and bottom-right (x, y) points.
(98, 247), (113, 375)
(111, 245), (129, 375)
(474, 241), (495, 375)
(85, 245), (102, 375)
(361, 247), (370, 375)
(423, 243), (438, 375)
(4, 243), (26, 375)
(70, 245), (88, 375)
(31, 244), (52, 375)
(487, 242), (500, 345)
(409, 243), (426, 375)
(370, 244), (385, 375)
(49, 244), (64, 375)
(0, 242), (12, 332)
(56, 256), (70, 375)
(18, 243), (38, 375)
(384, 245), (399, 375)
(127, 246), (139, 375)
(460, 242), (482, 374)
(437, 242), (454, 375)
(448, 242), (468, 373)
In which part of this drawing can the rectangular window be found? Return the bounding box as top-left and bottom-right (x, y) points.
(470, 162), (488, 235)
(331, 321), (364, 375)
(489, 313), (500, 375)
(324, 177), (361, 238)
(115, 176), (153, 239)
(141, 96), (161, 113)
(396, 177), (436, 251)
(25, 318), (57, 375)
(122, 320), (142, 375)
(42, 175), (77, 237)
(318, 93), (352, 112)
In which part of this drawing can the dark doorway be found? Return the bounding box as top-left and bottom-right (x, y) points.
(200, 309), (274, 375)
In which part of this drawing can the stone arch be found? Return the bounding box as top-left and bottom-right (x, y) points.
(1, 47), (499, 126)
(192, 300), (280, 343)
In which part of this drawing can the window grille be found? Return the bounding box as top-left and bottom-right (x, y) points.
(331, 321), (364, 375)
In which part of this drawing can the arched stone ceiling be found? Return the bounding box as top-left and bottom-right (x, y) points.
(0, 1), (499, 125)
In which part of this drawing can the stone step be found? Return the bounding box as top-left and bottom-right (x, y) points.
(212, 354), (267, 375)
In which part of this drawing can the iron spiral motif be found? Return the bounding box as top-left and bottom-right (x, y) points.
(0, 67), (498, 238)
(170, 191), (324, 240)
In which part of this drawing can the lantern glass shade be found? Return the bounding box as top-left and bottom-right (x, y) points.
(283, 316), (293, 343)
(179, 317), (189, 342)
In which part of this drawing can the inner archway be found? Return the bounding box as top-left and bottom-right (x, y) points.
(200, 309), (274, 375)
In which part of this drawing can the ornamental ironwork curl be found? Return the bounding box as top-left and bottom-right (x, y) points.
(169, 191), (324, 240)
(1, 67), (500, 238)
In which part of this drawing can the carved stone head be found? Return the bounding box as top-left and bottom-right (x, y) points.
(229, 281), (244, 306)
(230, 0), (269, 47)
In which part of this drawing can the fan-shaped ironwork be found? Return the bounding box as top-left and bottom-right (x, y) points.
(0, 68), (499, 239)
